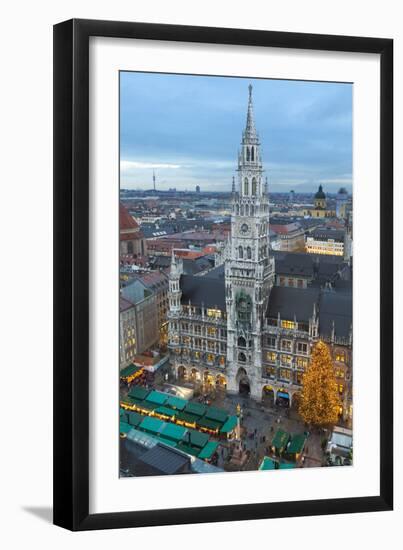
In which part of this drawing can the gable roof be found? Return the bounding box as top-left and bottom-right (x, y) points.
(319, 288), (352, 338)
(120, 202), (139, 230)
(266, 286), (319, 322)
(180, 274), (226, 310)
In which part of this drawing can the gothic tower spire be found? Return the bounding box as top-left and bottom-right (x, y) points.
(244, 84), (257, 141)
(225, 85), (275, 399)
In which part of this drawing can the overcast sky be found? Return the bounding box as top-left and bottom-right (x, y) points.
(120, 72), (352, 193)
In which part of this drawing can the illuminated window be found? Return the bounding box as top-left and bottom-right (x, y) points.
(266, 366), (276, 378)
(296, 372), (303, 384)
(338, 384), (344, 394)
(335, 351), (346, 362)
(207, 308), (222, 319)
(281, 354), (292, 365)
(281, 320), (295, 330)
(296, 357), (308, 369)
(219, 356), (225, 366)
(207, 327), (216, 336)
(207, 353), (214, 363)
(279, 368), (291, 380)
(267, 352), (277, 362)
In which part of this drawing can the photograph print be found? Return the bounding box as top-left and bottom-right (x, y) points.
(119, 72), (353, 477)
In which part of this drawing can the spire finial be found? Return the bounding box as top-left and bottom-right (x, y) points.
(245, 84), (257, 139)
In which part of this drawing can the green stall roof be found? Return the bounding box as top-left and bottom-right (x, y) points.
(272, 429), (290, 450)
(139, 416), (165, 435)
(205, 406), (228, 423)
(259, 457), (277, 470)
(183, 429), (209, 449)
(135, 401), (157, 413)
(184, 402), (206, 417)
(128, 386), (149, 401)
(120, 397), (137, 407)
(120, 409), (128, 423)
(287, 433), (307, 454)
(145, 390), (168, 406)
(120, 364), (139, 378)
(127, 411), (143, 427)
(119, 421), (133, 434)
(176, 411), (199, 424)
(197, 417), (222, 431)
(198, 441), (219, 460)
(154, 406), (176, 418)
(165, 395), (187, 411)
(220, 415), (238, 434)
(160, 423), (187, 442)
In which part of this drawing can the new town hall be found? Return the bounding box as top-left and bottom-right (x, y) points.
(168, 86), (352, 421)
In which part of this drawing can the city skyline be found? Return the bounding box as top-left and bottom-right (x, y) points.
(120, 72), (352, 193)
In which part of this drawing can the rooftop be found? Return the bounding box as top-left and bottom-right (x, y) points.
(120, 202), (140, 231)
(180, 273), (226, 310)
(267, 286), (320, 322)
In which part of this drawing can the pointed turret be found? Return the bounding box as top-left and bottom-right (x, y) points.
(244, 84), (258, 142)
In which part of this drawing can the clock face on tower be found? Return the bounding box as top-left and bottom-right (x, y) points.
(240, 223), (249, 234)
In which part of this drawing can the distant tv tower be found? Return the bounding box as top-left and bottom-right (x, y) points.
(153, 170), (156, 191)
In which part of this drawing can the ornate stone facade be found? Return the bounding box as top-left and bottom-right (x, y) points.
(167, 87), (352, 421)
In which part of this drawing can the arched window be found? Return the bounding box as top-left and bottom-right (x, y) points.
(245, 204), (249, 216)
(251, 147), (254, 161)
(127, 241), (134, 255)
(238, 336), (247, 348)
(244, 178), (249, 195)
(246, 147), (250, 161)
(238, 352), (247, 362)
(250, 205), (254, 216)
(240, 205), (244, 216)
(252, 178), (257, 195)
(236, 204), (239, 215)
(247, 246), (252, 259)
(238, 246), (243, 259)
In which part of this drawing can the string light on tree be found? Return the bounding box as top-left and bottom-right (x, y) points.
(298, 340), (341, 427)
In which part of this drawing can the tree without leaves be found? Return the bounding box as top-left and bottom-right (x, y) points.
(298, 340), (341, 427)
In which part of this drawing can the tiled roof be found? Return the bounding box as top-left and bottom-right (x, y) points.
(270, 222), (302, 235)
(266, 286), (320, 322)
(180, 274), (226, 310)
(120, 202), (140, 230)
(319, 288), (352, 338)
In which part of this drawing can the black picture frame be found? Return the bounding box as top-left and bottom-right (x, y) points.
(53, 18), (393, 531)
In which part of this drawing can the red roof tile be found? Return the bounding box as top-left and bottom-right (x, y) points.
(120, 203), (140, 230)
(270, 223), (302, 235)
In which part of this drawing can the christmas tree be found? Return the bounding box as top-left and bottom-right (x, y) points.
(298, 340), (341, 427)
